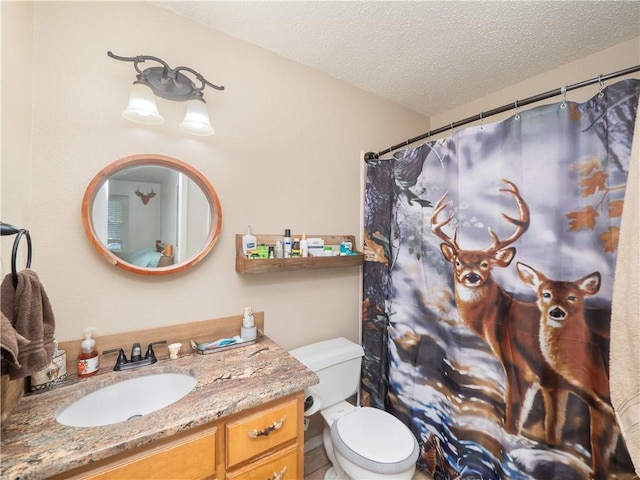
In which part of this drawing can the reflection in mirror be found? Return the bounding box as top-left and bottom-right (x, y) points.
(82, 155), (222, 275)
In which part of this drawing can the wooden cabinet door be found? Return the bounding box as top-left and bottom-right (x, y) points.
(86, 428), (217, 480)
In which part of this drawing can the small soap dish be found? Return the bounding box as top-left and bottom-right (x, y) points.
(191, 330), (262, 356)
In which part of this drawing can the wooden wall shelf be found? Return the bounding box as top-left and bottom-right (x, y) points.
(235, 234), (363, 274)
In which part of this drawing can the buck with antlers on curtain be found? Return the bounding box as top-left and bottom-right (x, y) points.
(362, 79), (639, 479)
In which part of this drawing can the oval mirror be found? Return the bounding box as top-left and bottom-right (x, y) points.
(82, 154), (222, 275)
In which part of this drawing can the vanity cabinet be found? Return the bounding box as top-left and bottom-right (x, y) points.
(235, 234), (363, 274)
(53, 393), (304, 480)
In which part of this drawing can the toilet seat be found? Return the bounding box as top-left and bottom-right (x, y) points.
(330, 407), (419, 475)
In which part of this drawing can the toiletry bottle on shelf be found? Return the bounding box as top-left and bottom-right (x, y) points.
(283, 229), (292, 258)
(241, 306), (257, 341)
(77, 328), (99, 377)
(242, 225), (257, 257)
(292, 238), (301, 257)
(300, 233), (309, 257)
(340, 238), (353, 255)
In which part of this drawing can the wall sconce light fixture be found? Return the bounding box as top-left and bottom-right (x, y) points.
(108, 51), (224, 136)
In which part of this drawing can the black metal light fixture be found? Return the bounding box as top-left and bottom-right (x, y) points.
(107, 51), (224, 136)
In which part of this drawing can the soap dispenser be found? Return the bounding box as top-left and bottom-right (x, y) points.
(77, 328), (99, 377)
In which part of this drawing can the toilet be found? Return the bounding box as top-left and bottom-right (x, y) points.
(290, 337), (419, 480)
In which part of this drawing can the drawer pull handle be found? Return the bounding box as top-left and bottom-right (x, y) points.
(248, 415), (286, 438)
(267, 466), (287, 480)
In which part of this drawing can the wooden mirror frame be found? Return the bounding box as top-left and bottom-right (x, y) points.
(82, 154), (222, 276)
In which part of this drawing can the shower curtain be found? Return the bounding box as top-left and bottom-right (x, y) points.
(362, 78), (639, 480)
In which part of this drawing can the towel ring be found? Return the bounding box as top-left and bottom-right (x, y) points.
(1, 222), (33, 289)
(10, 229), (32, 289)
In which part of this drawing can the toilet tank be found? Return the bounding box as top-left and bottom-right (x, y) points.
(289, 337), (364, 410)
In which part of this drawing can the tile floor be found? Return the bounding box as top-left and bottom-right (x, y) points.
(304, 445), (432, 480)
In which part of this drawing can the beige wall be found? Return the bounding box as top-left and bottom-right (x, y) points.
(1, 1), (34, 258)
(1, 2), (428, 350)
(2, 1), (638, 355)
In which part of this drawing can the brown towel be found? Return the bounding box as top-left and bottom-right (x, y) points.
(1, 312), (30, 369)
(1, 269), (56, 379)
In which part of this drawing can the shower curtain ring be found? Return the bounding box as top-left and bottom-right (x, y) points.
(560, 85), (567, 109)
(598, 74), (605, 98)
(514, 100), (520, 120)
(479, 111), (484, 130)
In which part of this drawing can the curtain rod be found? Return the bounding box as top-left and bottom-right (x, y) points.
(364, 65), (640, 162)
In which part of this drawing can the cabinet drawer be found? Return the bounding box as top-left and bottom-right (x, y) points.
(226, 397), (298, 468)
(86, 428), (216, 480)
(226, 444), (297, 480)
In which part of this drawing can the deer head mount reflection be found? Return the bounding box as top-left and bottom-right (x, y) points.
(135, 188), (156, 205)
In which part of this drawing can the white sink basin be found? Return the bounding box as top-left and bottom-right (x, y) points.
(56, 372), (197, 427)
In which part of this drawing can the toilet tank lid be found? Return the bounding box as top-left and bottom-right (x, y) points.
(289, 337), (364, 371)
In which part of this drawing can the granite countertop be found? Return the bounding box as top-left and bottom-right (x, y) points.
(1, 336), (318, 480)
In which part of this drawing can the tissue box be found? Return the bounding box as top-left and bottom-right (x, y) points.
(307, 238), (325, 257)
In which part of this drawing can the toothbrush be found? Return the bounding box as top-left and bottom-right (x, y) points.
(196, 336), (243, 351)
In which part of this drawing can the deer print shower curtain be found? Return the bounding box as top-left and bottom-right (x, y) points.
(362, 78), (639, 480)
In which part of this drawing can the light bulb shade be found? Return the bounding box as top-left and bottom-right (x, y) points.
(122, 83), (164, 125)
(180, 99), (215, 136)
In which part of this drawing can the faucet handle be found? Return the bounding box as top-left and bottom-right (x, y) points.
(145, 340), (167, 361)
(103, 348), (128, 369)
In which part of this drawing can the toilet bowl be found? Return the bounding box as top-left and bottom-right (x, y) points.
(289, 338), (419, 480)
(323, 403), (419, 480)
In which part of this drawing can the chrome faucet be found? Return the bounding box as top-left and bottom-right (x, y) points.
(103, 340), (167, 371)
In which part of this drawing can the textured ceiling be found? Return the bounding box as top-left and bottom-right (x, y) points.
(153, 1), (640, 116)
